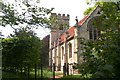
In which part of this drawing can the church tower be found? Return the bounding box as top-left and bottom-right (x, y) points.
(49, 13), (70, 69)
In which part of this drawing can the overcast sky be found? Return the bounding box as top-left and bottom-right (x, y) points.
(40, 0), (94, 26)
(1, 0), (94, 39)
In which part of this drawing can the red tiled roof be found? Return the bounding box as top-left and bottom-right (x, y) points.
(52, 16), (88, 48)
(60, 34), (64, 42)
(58, 26), (75, 44)
(67, 26), (75, 37)
(78, 16), (88, 26)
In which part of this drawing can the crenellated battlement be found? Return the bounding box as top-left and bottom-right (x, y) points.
(51, 13), (70, 20)
(51, 13), (70, 30)
(57, 13), (70, 20)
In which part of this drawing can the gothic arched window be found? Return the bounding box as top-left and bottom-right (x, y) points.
(89, 26), (100, 40)
(62, 46), (64, 60)
(69, 43), (72, 58)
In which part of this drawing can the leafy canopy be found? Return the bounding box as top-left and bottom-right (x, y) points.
(80, 1), (120, 78)
(2, 27), (41, 70)
(1, 0), (54, 29)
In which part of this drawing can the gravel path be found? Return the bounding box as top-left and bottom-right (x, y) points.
(50, 75), (63, 78)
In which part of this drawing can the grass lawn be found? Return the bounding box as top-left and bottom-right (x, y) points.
(30, 69), (53, 78)
(3, 70), (93, 79)
(30, 69), (63, 78)
(62, 75), (82, 78)
(2, 69), (63, 79)
(60, 74), (92, 79)
(2, 71), (20, 78)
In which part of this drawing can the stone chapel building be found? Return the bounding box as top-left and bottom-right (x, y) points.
(49, 5), (101, 74)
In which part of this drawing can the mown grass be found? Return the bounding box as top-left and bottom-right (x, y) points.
(2, 69), (63, 79)
(30, 69), (63, 78)
(62, 75), (82, 78)
(3, 69), (93, 79)
(59, 74), (92, 80)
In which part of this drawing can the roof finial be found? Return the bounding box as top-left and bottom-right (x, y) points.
(75, 16), (78, 27)
(75, 16), (78, 24)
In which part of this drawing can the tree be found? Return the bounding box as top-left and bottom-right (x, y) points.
(1, 0), (54, 73)
(80, 2), (120, 78)
(1, 0), (53, 29)
(83, 7), (94, 15)
(41, 35), (50, 67)
(2, 27), (41, 74)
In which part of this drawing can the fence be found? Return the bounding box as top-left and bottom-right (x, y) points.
(2, 63), (79, 80)
(29, 63), (70, 80)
